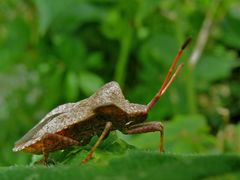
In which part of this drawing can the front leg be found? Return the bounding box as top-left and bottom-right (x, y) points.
(123, 122), (164, 152)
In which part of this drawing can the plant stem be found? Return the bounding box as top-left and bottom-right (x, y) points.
(186, 65), (197, 114)
(186, 0), (221, 114)
(114, 26), (132, 87)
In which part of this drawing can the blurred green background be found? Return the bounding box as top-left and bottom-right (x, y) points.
(0, 0), (240, 166)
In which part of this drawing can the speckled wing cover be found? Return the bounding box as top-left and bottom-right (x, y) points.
(13, 81), (146, 152)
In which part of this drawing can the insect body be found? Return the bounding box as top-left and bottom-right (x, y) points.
(13, 37), (192, 164)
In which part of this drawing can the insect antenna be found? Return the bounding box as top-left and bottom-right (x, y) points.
(146, 37), (192, 112)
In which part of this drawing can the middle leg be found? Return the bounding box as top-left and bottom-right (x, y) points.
(81, 121), (112, 164)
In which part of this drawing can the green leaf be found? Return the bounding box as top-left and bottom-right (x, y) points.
(165, 114), (216, 153)
(78, 71), (104, 96)
(218, 15), (240, 48)
(86, 52), (104, 70)
(34, 0), (106, 34)
(101, 10), (124, 39)
(194, 47), (237, 83)
(52, 34), (88, 71)
(2, 153), (240, 179)
(34, 0), (58, 34)
(139, 33), (179, 65)
(64, 71), (79, 101)
(118, 115), (216, 153)
(0, 18), (30, 70)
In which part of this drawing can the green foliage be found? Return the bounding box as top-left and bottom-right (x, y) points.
(0, 0), (240, 168)
(118, 115), (217, 153)
(195, 48), (236, 83)
(34, 132), (135, 165)
(1, 152), (240, 180)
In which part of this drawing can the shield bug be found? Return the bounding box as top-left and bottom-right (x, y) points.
(13, 37), (192, 164)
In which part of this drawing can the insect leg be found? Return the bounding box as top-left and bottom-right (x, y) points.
(42, 145), (49, 165)
(41, 133), (80, 164)
(123, 122), (164, 152)
(82, 121), (112, 164)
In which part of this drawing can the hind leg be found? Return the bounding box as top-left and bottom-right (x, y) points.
(40, 133), (80, 164)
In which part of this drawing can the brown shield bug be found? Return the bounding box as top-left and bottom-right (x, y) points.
(13, 37), (192, 164)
